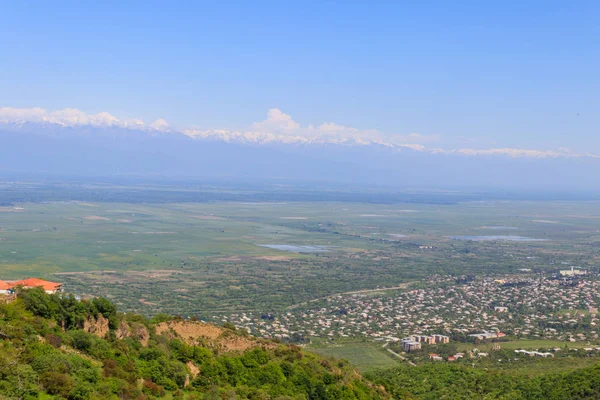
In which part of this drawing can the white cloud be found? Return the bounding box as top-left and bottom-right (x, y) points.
(252, 108), (300, 132)
(207, 108), (439, 147)
(217, 109), (594, 158)
(0, 106), (170, 131)
(0, 106), (596, 159)
(0, 107), (47, 122)
(148, 118), (170, 131)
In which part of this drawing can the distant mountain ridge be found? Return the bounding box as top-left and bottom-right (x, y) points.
(1, 121), (599, 190)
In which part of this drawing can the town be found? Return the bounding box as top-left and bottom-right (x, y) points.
(221, 273), (600, 346)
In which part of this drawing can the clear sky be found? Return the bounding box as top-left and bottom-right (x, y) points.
(1, 0), (599, 153)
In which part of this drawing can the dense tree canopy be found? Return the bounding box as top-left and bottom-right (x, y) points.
(367, 363), (600, 399)
(0, 289), (387, 399)
(5, 289), (600, 399)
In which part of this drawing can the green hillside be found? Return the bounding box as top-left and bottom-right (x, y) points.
(367, 363), (600, 399)
(0, 289), (388, 400)
(5, 289), (600, 399)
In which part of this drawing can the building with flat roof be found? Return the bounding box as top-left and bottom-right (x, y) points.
(401, 338), (421, 352)
(433, 334), (450, 344)
(469, 331), (505, 340)
(560, 267), (587, 276)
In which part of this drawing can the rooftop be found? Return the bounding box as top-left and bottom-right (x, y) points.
(8, 278), (62, 291)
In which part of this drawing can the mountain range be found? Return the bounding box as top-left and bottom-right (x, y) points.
(1, 120), (598, 192)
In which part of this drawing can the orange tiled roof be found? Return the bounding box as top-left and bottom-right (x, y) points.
(0, 280), (11, 290)
(10, 278), (62, 291)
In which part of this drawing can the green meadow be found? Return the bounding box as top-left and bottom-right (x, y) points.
(306, 341), (400, 372)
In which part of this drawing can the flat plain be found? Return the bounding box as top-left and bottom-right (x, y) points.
(1, 199), (600, 319)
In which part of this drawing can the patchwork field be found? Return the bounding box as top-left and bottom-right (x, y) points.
(1, 199), (600, 319)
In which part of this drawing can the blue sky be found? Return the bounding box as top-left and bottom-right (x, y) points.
(1, 0), (599, 153)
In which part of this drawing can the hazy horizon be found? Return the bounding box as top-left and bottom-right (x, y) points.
(2, 1), (599, 190)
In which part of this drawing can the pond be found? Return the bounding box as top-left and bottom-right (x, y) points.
(449, 235), (547, 242)
(258, 244), (332, 253)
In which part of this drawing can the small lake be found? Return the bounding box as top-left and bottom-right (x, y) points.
(449, 235), (547, 242)
(258, 244), (332, 253)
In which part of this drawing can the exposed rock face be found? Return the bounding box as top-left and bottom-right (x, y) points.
(155, 320), (266, 352)
(185, 361), (200, 387)
(186, 361), (200, 378)
(156, 320), (222, 342)
(83, 313), (109, 338)
(116, 321), (130, 340)
(115, 320), (150, 347)
(135, 324), (150, 347)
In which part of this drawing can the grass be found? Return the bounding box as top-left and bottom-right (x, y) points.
(306, 340), (400, 372)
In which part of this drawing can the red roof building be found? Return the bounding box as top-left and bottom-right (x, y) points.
(0, 280), (12, 293)
(9, 278), (63, 294)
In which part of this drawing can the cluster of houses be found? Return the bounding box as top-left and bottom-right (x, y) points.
(221, 274), (600, 344)
(0, 278), (63, 295)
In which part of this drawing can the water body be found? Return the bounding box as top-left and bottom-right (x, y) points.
(480, 226), (519, 230)
(258, 244), (332, 253)
(450, 235), (547, 242)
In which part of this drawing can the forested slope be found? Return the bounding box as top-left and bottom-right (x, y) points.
(367, 363), (600, 399)
(0, 289), (388, 400)
(5, 288), (600, 399)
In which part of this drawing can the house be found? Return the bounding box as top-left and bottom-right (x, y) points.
(428, 353), (443, 361)
(9, 278), (63, 294)
(0, 280), (12, 295)
(447, 356), (456, 361)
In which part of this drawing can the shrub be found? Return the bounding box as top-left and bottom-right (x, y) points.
(45, 333), (62, 348)
(70, 330), (93, 353)
(142, 379), (165, 397)
(40, 371), (74, 397)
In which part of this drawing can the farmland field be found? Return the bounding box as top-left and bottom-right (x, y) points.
(2, 189), (600, 320)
